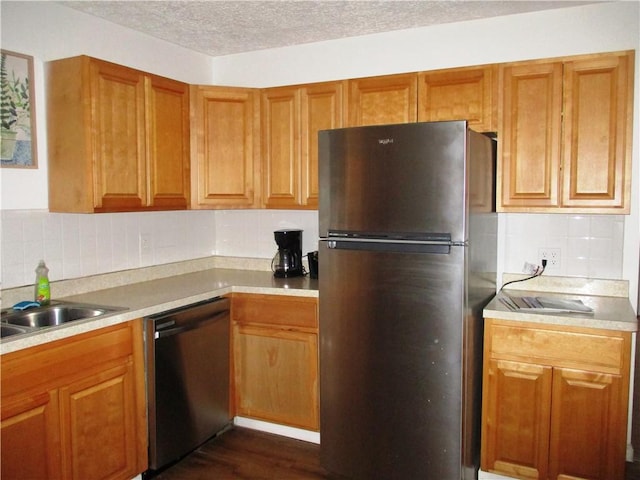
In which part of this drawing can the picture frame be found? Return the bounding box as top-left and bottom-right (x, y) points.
(1, 49), (37, 168)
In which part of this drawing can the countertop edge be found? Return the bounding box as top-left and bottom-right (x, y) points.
(484, 290), (638, 333)
(1, 270), (318, 355)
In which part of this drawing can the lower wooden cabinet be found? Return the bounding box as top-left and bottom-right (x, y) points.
(1, 321), (147, 480)
(481, 318), (631, 480)
(1, 391), (60, 479)
(231, 293), (319, 431)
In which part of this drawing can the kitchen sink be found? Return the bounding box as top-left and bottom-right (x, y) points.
(1, 324), (29, 338)
(1, 301), (127, 332)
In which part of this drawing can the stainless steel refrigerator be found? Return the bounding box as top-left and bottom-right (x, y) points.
(318, 120), (497, 479)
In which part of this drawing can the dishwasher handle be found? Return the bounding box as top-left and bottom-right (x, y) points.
(154, 309), (228, 340)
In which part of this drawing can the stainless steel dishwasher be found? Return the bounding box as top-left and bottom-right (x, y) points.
(145, 296), (231, 473)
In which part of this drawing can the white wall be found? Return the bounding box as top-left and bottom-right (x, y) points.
(0, 1), (638, 310)
(210, 2), (639, 86)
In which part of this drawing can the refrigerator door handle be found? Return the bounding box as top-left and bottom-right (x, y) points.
(320, 237), (454, 254)
(321, 236), (462, 245)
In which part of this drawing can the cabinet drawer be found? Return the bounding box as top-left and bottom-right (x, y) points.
(1, 323), (135, 399)
(486, 320), (628, 374)
(232, 293), (318, 329)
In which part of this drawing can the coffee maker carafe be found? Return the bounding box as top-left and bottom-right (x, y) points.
(272, 229), (303, 278)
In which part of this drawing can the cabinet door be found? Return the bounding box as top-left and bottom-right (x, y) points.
(90, 60), (147, 212)
(234, 325), (319, 431)
(0, 322), (147, 479)
(262, 87), (301, 208)
(300, 81), (345, 208)
(481, 358), (552, 479)
(549, 368), (626, 480)
(347, 73), (417, 126)
(1, 391), (61, 479)
(147, 75), (190, 209)
(498, 61), (563, 211)
(191, 86), (260, 208)
(561, 52), (633, 212)
(60, 363), (139, 480)
(418, 65), (497, 132)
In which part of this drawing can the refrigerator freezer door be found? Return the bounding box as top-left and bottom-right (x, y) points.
(319, 121), (470, 241)
(319, 242), (482, 479)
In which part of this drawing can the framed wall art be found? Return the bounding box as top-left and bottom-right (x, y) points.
(1, 49), (37, 168)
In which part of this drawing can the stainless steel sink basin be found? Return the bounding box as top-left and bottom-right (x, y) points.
(1, 301), (127, 331)
(1, 324), (29, 338)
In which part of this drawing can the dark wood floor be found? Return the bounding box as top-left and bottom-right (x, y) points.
(150, 427), (640, 480)
(151, 427), (337, 480)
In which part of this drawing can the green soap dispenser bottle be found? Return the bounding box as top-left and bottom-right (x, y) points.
(35, 260), (50, 305)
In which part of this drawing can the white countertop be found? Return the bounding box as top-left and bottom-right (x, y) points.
(4, 265), (637, 355)
(484, 288), (638, 332)
(1, 268), (318, 355)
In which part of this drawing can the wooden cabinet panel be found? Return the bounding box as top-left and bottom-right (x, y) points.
(61, 363), (138, 480)
(498, 50), (634, 213)
(347, 73), (417, 126)
(47, 55), (190, 213)
(1, 391), (61, 479)
(232, 294), (319, 431)
(90, 60), (147, 211)
(191, 86), (260, 208)
(498, 61), (563, 210)
(233, 293), (318, 329)
(147, 76), (190, 209)
(549, 368), (625, 480)
(487, 321), (626, 374)
(561, 52), (633, 210)
(300, 82), (344, 208)
(262, 82), (343, 209)
(482, 359), (552, 480)
(482, 318), (632, 480)
(418, 65), (497, 132)
(0, 321), (147, 480)
(262, 87), (300, 208)
(234, 325), (319, 430)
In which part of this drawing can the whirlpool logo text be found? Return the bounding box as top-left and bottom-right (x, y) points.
(378, 138), (394, 145)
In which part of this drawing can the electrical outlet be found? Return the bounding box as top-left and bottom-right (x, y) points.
(538, 248), (561, 270)
(140, 233), (152, 255)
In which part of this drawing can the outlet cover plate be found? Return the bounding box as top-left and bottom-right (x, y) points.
(538, 248), (561, 269)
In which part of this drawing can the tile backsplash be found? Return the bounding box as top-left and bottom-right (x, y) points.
(0, 209), (319, 289)
(0, 209), (624, 290)
(502, 213), (624, 278)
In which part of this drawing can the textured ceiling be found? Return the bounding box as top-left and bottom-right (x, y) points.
(59, 1), (600, 57)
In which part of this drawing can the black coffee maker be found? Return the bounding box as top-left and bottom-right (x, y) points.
(272, 229), (303, 278)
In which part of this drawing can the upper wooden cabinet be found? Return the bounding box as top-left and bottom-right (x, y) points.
(561, 53), (633, 210)
(347, 73), (417, 126)
(261, 86), (299, 208)
(46, 56), (190, 213)
(498, 60), (563, 210)
(262, 81), (344, 209)
(190, 86), (260, 208)
(497, 50), (634, 213)
(418, 65), (498, 132)
(45, 50), (632, 214)
(146, 75), (191, 210)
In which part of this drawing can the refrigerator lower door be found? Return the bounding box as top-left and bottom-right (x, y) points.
(319, 241), (481, 480)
